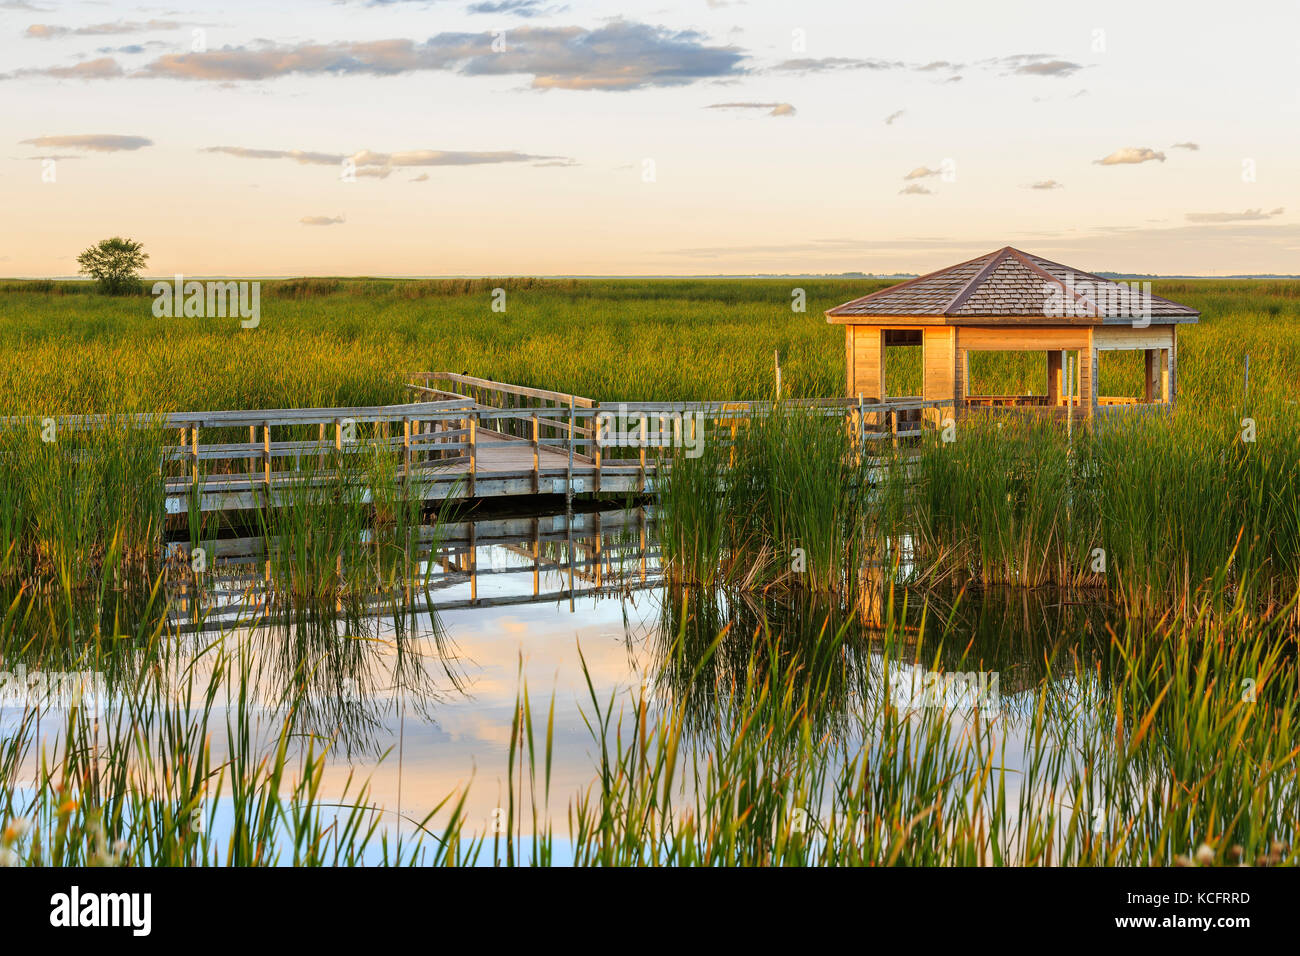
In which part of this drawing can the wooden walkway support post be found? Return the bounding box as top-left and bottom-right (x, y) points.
(531, 413), (540, 494)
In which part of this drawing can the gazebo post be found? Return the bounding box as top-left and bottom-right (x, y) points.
(1047, 350), (1063, 405)
(1084, 339), (1099, 419)
(848, 327), (887, 402)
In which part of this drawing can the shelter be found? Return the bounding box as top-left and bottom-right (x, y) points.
(825, 247), (1199, 420)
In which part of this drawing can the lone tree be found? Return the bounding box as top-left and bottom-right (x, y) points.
(77, 237), (149, 294)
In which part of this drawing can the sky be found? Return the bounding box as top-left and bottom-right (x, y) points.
(3, 0), (1298, 277)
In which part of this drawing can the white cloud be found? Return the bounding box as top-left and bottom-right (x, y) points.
(20, 133), (152, 151)
(1185, 207), (1283, 223)
(1094, 147), (1166, 166)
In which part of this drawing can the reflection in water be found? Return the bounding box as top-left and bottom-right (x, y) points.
(6, 506), (1120, 807)
(6, 504), (1281, 865)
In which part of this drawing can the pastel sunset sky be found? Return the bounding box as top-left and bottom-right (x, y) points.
(4, 0), (1297, 277)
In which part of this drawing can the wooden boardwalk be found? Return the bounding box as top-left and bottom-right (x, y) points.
(10, 372), (946, 517)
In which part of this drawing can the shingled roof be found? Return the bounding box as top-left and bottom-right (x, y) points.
(825, 247), (1200, 324)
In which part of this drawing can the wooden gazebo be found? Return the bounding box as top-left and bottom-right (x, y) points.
(825, 247), (1199, 421)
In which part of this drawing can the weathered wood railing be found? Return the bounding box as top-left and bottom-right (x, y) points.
(3, 378), (948, 513)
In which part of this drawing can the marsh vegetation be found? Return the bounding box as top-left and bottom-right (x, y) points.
(0, 278), (1296, 867)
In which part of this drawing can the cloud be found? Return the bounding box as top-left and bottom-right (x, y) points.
(2, 57), (124, 80)
(899, 183), (932, 195)
(203, 145), (573, 175)
(19, 133), (152, 151)
(410, 173), (429, 182)
(203, 146), (341, 165)
(25, 20), (183, 38)
(884, 109), (904, 125)
(660, 222), (1300, 269)
(991, 54), (1083, 77)
(1185, 207), (1283, 223)
(770, 52), (1077, 81)
(1094, 147), (1166, 166)
(706, 101), (794, 117)
(771, 57), (906, 73)
(1028, 179), (1064, 190)
(1171, 141), (1199, 151)
(466, 0), (555, 15)
(903, 166), (940, 180)
(88, 21), (745, 91)
(300, 215), (345, 226)
(95, 41), (172, 55)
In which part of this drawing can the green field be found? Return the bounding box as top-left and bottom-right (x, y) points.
(2, 277), (1296, 414)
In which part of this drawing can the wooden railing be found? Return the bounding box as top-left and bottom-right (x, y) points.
(3, 378), (949, 512)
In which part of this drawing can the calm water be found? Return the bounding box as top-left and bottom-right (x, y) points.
(3, 505), (1126, 863)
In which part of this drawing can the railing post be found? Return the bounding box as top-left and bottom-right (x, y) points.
(403, 417), (411, 478)
(531, 413), (540, 494)
(190, 425), (199, 489)
(639, 414), (647, 492)
(566, 396), (574, 514)
(262, 423), (272, 499)
(857, 394), (865, 458)
(468, 414), (477, 498)
(593, 414), (602, 495)
(247, 425), (255, 480)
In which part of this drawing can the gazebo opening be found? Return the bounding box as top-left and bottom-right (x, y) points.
(882, 330), (923, 399)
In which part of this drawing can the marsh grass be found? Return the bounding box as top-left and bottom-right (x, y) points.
(0, 277), (1294, 414)
(0, 421), (166, 594)
(655, 397), (1300, 610)
(658, 406), (870, 592)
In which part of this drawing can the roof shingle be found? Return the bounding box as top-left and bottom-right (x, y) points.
(825, 247), (1199, 323)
